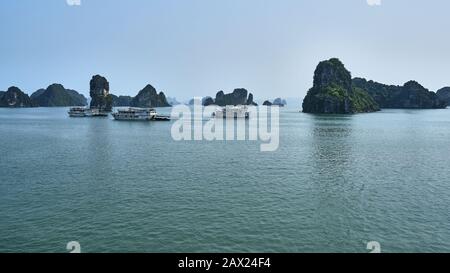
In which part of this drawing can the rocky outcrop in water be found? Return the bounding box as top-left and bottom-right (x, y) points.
(130, 84), (170, 108)
(111, 85), (172, 107)
(202, 96), (215, 106)
(90, 75), (113, 111)
(436, 87), (450, 106)
(0, 87), (35, 108)
(187, 89), (257, 106)
(302, 58), (379, 114)
(197, 89), (257, 106)
(246, 93), (258, 106)
(31, 84), (87, 107)
(264, 98), (287, 107)
(215, 89), (250, 106)
(353, 78), (447, 109)
(273, 98), (287, 107)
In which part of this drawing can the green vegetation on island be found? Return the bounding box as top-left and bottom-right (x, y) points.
(0, 86), (36, 108)
(129, 84), (171, 108)
(31, 84), (87, 107)
(302, 58), (448, 114)
(302, 58), (379, 114)
(111, 95), (133, 107)
(353, 78), (447, 109)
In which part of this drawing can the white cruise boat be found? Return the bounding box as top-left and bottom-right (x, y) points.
(213, 105), (250, 119)
(68, 107), (87, 117)
(112, 108), (157, 121)
(68, 107), (109, 117)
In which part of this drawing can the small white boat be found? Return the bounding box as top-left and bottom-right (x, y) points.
(213, 105), (250, 119)
(112, 108), (157, 121)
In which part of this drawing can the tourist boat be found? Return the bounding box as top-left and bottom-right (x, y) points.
(68, 107), (109, 117)
(213, 105), (250, 119)
(68, 107), (87, 117)
(85, 108), (109, 117)
(112, 108), (157, 121)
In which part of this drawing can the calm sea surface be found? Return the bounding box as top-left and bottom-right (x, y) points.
(0, 107), (449, 253)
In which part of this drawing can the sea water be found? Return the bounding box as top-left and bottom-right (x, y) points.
(0, 107), (449, 253)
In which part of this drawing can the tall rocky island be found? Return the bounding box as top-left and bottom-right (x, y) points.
(302, 58), (379, 114)
(199, 88), (257, 106)
(90, 75), (113, 112)
(31, 84), (87, 107)
(130, 84), (170, 108)
(215, 88), (257, 106)
(0, 86), (35, 108)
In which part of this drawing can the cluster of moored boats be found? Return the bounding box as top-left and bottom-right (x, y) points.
(68, 105), (251, 121)
(68, 107), (171, 121)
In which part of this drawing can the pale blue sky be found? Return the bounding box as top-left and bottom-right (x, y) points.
(0, 0), (449, 103)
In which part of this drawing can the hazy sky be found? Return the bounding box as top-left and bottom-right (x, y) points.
(1, 0), (449, 103)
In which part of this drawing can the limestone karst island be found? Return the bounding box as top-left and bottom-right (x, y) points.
(302, 58), (447, 114)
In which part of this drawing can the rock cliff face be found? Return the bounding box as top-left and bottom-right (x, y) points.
(353, 78), (447, 109)
(302, 58), (379, 114)
(436, 87), (450, 106)
(263, 100), (273, 106)
(0, 87), (35, 108)
(31, 84), (87, 107)
(130, 84), (170, 108)
(90, 75), (113, 111)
